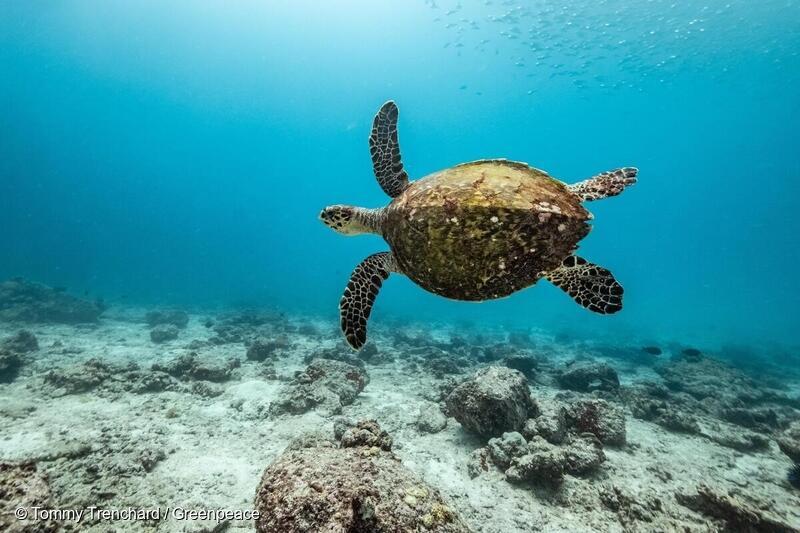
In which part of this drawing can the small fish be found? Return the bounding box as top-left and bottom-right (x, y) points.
(682, 348), (702, 357)
(642, 346), (662, 356)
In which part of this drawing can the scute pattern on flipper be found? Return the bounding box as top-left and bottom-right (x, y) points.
(568, 167), (638, 202)
(545, 256), (623, 314)
(369, 101), (409, 198)
(340, 252), (396, 350)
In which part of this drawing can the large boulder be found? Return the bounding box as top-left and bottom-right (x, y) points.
(556, 360), (620, 392)
(445, 366), (537, 439)
(0, 278), (105, 324)
(254, 421), (470, 533)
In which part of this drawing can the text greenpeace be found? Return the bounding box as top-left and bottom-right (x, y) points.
(16, 506), (260, 523)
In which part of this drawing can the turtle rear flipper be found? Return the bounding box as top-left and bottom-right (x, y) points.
(545, 256), (623, 314)
(568, 167), (637, 201)
(340, 252), (397, 350)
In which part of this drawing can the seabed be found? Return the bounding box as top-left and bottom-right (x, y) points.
(1, 280), (799, 532)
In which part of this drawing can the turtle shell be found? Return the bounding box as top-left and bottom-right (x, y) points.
(383, 159), (591, 301)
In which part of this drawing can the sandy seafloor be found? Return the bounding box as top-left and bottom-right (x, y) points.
(1, 307), (799, 532)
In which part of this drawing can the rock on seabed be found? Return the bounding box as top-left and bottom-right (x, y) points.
(254, 421), (471, 533)
(445, 366), (537, 439)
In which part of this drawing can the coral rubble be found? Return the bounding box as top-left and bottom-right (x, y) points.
(269, 358), (368, 415)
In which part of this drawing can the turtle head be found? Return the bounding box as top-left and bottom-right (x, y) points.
(319, 205), (382, 236)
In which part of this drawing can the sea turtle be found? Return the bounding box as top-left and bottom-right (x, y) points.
(321, 101), (637, 350)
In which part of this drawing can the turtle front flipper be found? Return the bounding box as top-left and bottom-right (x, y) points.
(369, 101), (409, 198)
(545, 256), (623, 314)
(568, 167), (637, 201)
(340, 252), (398, 350)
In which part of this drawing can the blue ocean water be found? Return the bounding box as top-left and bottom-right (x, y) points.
(1, 0), (798, 352)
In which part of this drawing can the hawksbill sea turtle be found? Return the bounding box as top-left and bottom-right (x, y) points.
(320, 101), (637, 350)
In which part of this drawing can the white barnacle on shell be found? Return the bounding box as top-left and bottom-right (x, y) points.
(536, 201), (562, 214)
(490, 215), (499, 223)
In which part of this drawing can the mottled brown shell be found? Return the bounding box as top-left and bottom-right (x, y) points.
(383, 159), (590, 301)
